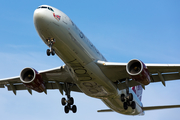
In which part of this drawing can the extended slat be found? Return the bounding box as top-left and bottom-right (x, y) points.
(116, 73), (180, 90)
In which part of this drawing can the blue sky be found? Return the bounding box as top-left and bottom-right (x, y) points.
(0, 0), (180, 120)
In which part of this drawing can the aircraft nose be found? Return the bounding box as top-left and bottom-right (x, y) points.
(33, 8), (55, 40)
(33, 9), (47, 27)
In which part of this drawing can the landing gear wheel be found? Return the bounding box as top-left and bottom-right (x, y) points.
(61, 98), (66, 106)
(61, 83), (77, 114)
(46, 49), (50, 56)
(123, 102), (128, 110)
(121, 94), (125, 102)
(51, 49), (55, 56)
(46, 39), (56, 56)
(121, 78), (136, 110)
(69, 97), (74, 105)
(72, 105), (77, 113)
(131, 101), (136, 109)
(127, 93), (133, 101)
(64, 106), (69, 113)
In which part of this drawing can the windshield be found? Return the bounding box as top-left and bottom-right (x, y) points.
(37, 6), (54, 12)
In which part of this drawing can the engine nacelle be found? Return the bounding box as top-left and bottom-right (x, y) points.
(126, 59), (151, 85)
(20, 67), (46, 93)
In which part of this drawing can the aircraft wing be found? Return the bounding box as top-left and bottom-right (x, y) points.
(0, 66), (82, 95)
(96, 61), (180, 90)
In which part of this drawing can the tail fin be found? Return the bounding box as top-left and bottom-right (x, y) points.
(132, 85), (143, 101)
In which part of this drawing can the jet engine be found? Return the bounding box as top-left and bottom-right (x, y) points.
(20, 67), (46, 92)
(126, 59), (151, 85)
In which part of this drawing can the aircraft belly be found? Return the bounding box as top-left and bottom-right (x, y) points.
(47, 22), (120, 98)
(65, 61), (118, 98)
(51, 22), (94, 65)
(36, 14), (144, 113)
(38, 22), (112, 97)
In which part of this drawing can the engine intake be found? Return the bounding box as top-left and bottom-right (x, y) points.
(20, 68), (46, 93)
(126, 59), (151, 85)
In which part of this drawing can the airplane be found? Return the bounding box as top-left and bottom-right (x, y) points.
(0, 5), (180, 115)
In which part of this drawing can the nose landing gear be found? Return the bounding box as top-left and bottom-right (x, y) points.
(46, 39), (55, 56)
(46, 49), (55, 56)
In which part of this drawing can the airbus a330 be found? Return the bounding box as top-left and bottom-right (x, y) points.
(1, 5), (180, 115)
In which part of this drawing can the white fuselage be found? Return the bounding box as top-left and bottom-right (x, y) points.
(34, 5), (143, 115)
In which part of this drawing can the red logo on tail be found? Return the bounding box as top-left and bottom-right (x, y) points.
(132, 85), (143, 101)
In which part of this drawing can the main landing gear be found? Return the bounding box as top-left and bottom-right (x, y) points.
(61, 83), (77, 114)
(46, 39), (55, 56)
(120, 78), (136, 110)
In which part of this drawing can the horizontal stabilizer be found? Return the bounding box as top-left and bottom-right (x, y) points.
(97, 105), (180, 112)
(97, 109), (113, 112)
(143, 105), (180, 111)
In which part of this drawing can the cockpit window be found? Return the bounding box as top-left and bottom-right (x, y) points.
(37, 6), (54, 12)
(48, 7), (54, 12)
(41, 6), (48, 8)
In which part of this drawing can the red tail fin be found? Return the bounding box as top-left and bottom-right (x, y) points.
(132, 85), (143, 101)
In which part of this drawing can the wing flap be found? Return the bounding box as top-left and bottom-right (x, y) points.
(7, 84), (26, 91)
(151, 72), (180, 82)
(6, 82), (82, 93)
(0, 84), (5, 88)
